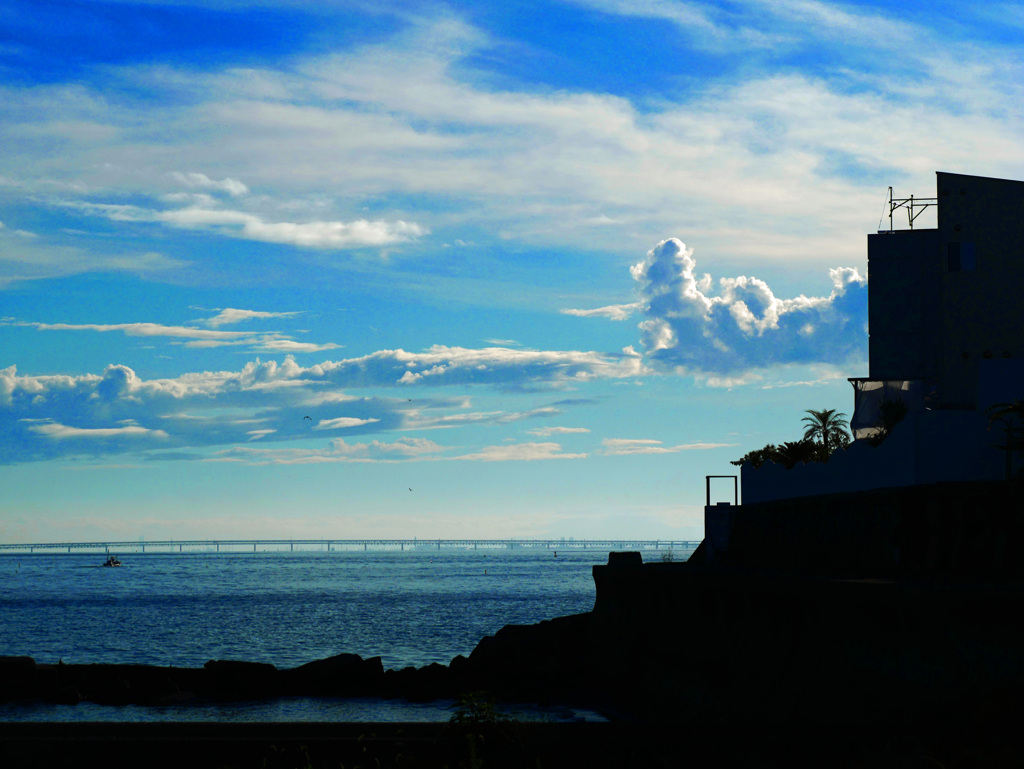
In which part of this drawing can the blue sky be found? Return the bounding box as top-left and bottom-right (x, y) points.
(2, 0), (1022, 543)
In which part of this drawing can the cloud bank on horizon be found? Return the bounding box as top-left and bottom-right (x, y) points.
(1, 232), (862, 465)
(0, 341), (643, 464)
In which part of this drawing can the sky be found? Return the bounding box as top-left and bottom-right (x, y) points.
(1, 0), (1022, 544)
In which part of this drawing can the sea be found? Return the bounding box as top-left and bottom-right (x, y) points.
(0, 546), (689, 723)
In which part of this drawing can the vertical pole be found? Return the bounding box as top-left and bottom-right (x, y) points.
(888, 187), (893, 231)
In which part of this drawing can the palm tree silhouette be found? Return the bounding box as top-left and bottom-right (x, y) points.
(801, 408), (851, 461)
(776, 439), (819, 468)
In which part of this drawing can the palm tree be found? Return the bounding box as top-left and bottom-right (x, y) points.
(776, 439), (820, 468)
(801, 408), (851, 461)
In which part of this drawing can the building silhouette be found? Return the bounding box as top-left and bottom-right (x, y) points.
(744, 171), (1024, 504)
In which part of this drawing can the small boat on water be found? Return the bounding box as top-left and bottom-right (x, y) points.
(102, 555), (122, 567)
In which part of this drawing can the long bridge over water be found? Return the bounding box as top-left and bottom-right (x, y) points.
(0, 538), (702, 554)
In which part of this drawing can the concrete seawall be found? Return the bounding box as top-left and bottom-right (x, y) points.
(591, 556), (1024, 724)
(707, 479), (1024, 579)
(587, 479), (1024, 724)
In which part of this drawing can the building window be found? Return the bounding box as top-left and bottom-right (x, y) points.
(947, 241), (976, 271)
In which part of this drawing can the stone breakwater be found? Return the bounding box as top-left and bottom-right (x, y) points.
(0, 610), (594, 710)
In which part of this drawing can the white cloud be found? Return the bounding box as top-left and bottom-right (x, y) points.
(158, 206), (428, 248)
(3, 9), (1023, 275)
(328, 437), (445, 457)
(402, 406), (560, 431)
(17, 317), (340, 354)
(169, 171), (249, 197)
(527, 426), (591, 437)
(0, 344), (638, 463)
(600, 438), (737, 455)
(630, 238), (868, 375)
(482, 338), (520, 346)
(201, 308), (302, 327)
(452, 442), (587, 461)
(346, 345), (643, 389)
(314, 417), (380, 430)
(30, 422), (168, 440)
(218, 436), (449, 464)
(55, 199), (427, 251)
(560, 303), (641, 321)
(255, 339), (342, 353)
(0, 234), (187, 287)
(31, 321), (254, 341)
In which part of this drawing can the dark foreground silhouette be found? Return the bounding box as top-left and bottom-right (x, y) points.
(5, 480), (1024, 766)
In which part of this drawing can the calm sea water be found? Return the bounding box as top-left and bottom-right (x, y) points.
(0, 549), (617, 669)
(0, 547), (686, 722)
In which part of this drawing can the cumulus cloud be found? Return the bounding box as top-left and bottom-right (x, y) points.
(630, 239), (867, 374)
(355, 345), (642, 390)
(600, 438), (737, 455)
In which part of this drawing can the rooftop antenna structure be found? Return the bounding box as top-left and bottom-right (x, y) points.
(881, 186), (938, 232)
